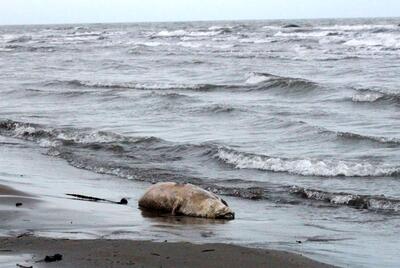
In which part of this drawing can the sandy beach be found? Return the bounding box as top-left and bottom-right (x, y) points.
(1, 236), (334, 268)
(0, 183), (334, 268)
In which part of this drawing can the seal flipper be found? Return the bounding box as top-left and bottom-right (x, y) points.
(171, 201), (181, 216)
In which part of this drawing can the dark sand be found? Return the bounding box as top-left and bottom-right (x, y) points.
(0, 237), (335, 268)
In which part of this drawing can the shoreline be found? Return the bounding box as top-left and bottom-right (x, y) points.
(0, 184), (335, 267)
(0, 236), (335, 268)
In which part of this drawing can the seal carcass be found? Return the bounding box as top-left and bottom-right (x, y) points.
(138, 182), (235, 220)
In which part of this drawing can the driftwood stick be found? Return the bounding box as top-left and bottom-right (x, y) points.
(66, 194), (128, 205)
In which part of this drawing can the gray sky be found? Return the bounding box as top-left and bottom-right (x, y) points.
(0, 0), (399, 25)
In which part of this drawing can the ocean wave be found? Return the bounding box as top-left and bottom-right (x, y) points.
(208, 25), (234, 33)
(42, 73), (316, 93)
(42, 79), (221, 91)
(245, 72), (317, 90)
(0, 119), (134, 145)
(336, 131), (400, 145)
(344, 33), (400, 49)
(194, 104), (240, 114)
(70, 31), (104, 37)
(177, 41), (234, 50)
(262, 25), (286, 30)
(239, 38), (273, 44)
(316, 55), (361, 61)
(216, 147), (399, 177)
(351, 88), (400, 103)
(352, 91), (384, 102)
(131, 41), (165, 47)
(3, 44), (56, 53)
(4, 119), (400, 179)
(291, 186), (400, 212)
(143, 92), (192, 100)
(4, 35), (32, 43)
(155, 29), (222, 38)
(24, 88), (91, 98)
(2, 119), (400, 212)
(274, 31), (335, 38)
(319, 24), (398, 31)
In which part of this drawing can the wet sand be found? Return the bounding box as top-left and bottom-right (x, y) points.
(0, 184), (38, 226)
(0, 236), (334, 268)
(0, 184), (334, 268)
(0, 142), (344, 267)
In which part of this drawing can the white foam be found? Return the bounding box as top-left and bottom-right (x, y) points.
(369, 198), (400, 211)
(274, 31), (333, 38)
(177, 42), (233, 50)
(188, 31), (221, 37)
(217, 148), (398, 177)
(156, 30), (187, 37)
(344, 33), (400, 49)
(262, 25), (283, 30)
(319, 24), (397, 31)
(245, 73), (273, 84)
(239, 38), (272, 44)
(56, 131), (121, 144)
(0, 47), (14, 52)
(2, 34), (32, 43)
(156, 30), (221, 37)
(74, 80), (202, 90)
(352, 91), (384, 102)
(38, 139), (60, 147)
(132, 41), (164, 47)
(208, 25), (233, 31)
(177, 42), (202, 48)
(8, 122), (128, 146)
(13, 124), (37, 138)
(330, 195), (354, 204)
(132, 82), (205, 90)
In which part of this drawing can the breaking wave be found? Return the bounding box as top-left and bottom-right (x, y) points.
(154, 29), (228, 38)
(39, 72), (318, 94)
(351, 88), (400, 103)
(245, 72), (317, 90)
(4, 119), (398, 178)
(344, 33), (400, 50)
(318, 24), (398, 31)
(5, 35), (32, 43)
(216, 147), (399, 177)
(0, 119), (400, 180)
(0, 119), (134, 145)
(291, 186), (400, 212)
(42, 79), (221, 92)
(2, 119), (400, 214)
(274, 31), (335, 38)
(335, 131), (400, 145)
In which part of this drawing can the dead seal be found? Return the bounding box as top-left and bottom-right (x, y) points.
(138, 182), (235, 220)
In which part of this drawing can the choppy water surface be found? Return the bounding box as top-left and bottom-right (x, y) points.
(1, 18), (400, 267)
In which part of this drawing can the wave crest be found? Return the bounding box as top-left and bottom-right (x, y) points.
(43, 79), (220, 91)
(291, 186), (400, 212)
(0, 119), (142, 145)
(216, 147), (399, 177)
(352, 88), (400, 103)
(155, 29), (222, 38)
(336, 131), (400, 145)
(245, 72), (317, 90)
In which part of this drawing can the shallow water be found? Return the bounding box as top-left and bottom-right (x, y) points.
(1, 18), (400, 267)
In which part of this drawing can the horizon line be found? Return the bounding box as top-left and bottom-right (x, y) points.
(1, 15), (399, 27)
